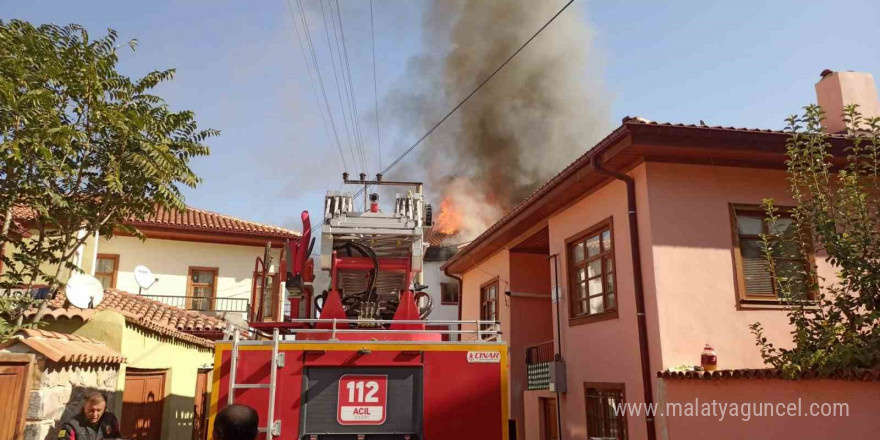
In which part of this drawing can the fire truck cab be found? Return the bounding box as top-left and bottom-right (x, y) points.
(208, 176), (508, 440)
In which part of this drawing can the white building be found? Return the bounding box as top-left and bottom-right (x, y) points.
(420, 233), (462, 339)
(12, 206), (300, 326)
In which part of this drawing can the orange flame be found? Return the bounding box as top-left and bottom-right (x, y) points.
(434, 197), (462, 234)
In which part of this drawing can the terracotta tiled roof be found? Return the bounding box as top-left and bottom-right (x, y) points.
(128, 206), (300, 239)
(10, 205), (36, 220)
(443, 117), (852, 274)
(35, 288), (226, 348)
(624, 117), (850, 137)
(9, 205), (299, 240)
(657, 368), (880, 381)
(2, 329), (126, 364)
(426, 230), (462, 247)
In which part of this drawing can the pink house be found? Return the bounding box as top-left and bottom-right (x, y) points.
(442, 71), (880, 440)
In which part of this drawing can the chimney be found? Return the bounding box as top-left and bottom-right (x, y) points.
(815, 70), (880, 133)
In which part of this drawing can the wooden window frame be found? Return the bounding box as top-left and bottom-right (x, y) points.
(566, 217), (619, 326)
(186, 267), (219, 311)
(584, 382), (628, 440)
(729, 204), (817, 308)
(440, 282), (459, 305)
(95, 253), (119, 289)
(480, 278), (500, 335)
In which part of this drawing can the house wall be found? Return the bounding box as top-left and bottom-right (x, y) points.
(523, 391), (557, 440)
(508, 252), (553, 437)
(546, 162), (658, 440)
(120, 323), (214, 440)
(422, 260), (461, 323)
(659, 378), (880, 440)
(2, 233), (280, 323)
(1, 238), (77, 289)
(86, 235), (280, 320)
(460, 249), (511, 341)
(643, 162), (837, 371)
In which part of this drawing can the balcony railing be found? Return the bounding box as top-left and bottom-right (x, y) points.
(141, 295), (249, 313)
(526, 340), (555, 390)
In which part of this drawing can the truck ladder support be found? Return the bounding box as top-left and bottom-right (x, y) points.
(227, 328), (283, 439)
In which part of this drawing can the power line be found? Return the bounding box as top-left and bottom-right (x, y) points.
(319, 0), (360, 171)
(370, 0), (382, 171)
(295, 0), (350, 173)
(328, 0), (366, 173)
(359, 0), (577, 196)
(285, 0), (348, 172)
(335, 0), (369, 173)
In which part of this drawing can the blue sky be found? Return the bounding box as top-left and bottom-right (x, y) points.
(4, 0), (879, 231)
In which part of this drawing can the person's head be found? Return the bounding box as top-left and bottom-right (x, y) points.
(213, 405), (258, 440)
(82, 391), (107, 424)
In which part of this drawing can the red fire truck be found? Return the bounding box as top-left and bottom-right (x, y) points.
(208, 176), (508, 440)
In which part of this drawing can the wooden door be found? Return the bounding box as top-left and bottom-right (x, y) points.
(0, 354), (32, 440)
(541, 397), (559, 440)
(192, 370), (210, 440)
(122, 370), (167, 440)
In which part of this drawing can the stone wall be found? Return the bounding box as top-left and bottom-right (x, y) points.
(23, 356), (120, 440)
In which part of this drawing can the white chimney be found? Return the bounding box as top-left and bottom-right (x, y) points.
(815, 70), (880, 134)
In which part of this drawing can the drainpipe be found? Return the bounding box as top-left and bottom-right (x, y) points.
(591, 156), (656, 440)
(89, 230), (99, 276)
(547, 254), (563, 440)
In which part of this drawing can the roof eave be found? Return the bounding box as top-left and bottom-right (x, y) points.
(443, 121), (853, 275)
(119, 223), (299, 247)
(442, 124), (632, 274)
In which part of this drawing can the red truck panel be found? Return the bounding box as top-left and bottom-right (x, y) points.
(423, 351), (504, 440)
(210, 343), (508, 440)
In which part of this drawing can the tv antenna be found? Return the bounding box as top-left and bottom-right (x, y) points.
(66, 274), (105, 309)
(134, 265), (159, 295)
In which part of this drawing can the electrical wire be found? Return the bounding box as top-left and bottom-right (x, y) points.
(295, 0), (350, 174)
(286, 0), (348, 172)
(320, 0), (360, 171)
(335, 0), (369, 172)
(370, 0), (382, 171)
(356, 0), (577, 197)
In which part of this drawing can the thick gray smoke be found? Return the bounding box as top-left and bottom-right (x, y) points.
(389, 0), (610, 241)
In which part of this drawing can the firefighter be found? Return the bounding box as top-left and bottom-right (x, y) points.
(213, 405), (259, 440)
(58, 391), (121, 440)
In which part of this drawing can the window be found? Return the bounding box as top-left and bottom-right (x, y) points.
(567, 218), (617, 324)
(585, 383), (627, 440)
(730, 205), (814, 302)
(480, 279), (499, 335)
(94, 254), (119, 289)
(441, 282), (459, 305)
(187, 268), (218, 311)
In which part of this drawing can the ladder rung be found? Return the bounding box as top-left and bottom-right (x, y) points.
(228, 328), (282, 439)
(233, 383), (271, 389)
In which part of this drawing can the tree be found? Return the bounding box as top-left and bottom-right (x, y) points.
(0, 20), (216, 340)
(751, 104), (880, 377)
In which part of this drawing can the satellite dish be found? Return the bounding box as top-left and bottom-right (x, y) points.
(66, 274), (105, 309)
(134, 265), (157, 289)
